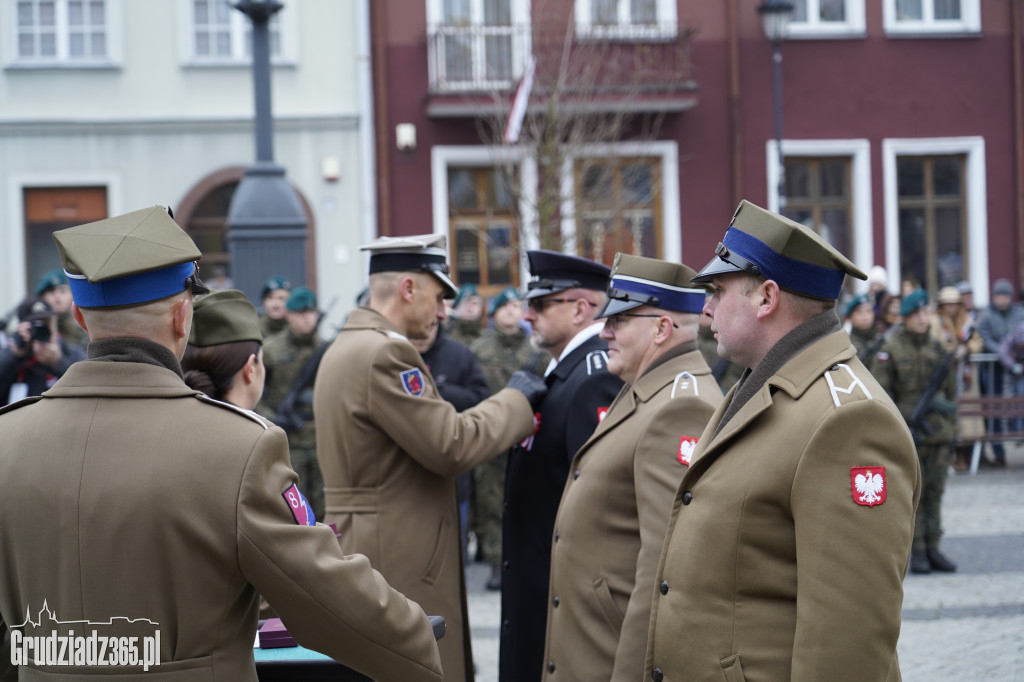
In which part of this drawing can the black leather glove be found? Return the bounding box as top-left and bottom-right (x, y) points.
(506, 370), (547, 410)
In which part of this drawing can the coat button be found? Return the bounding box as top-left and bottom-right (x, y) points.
(652, 668), (664, 681)
(573, 469), (581, 479)
(660, 580), (669, 595)
(547, 661), (556, 673)
(682, 491), (693, 505)
(552, 595), (560, 607)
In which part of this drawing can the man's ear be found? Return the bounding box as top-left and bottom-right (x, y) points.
(173, 296), (192, 341)
(71, 303), (88, 332)
(756, 280), (781, 320)
(399, 276), (417, 303)
(653, 315), (674, 345)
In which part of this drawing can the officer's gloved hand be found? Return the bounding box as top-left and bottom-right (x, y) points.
(506, 370), (547, 410)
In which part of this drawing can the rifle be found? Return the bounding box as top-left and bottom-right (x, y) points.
(907, 346), (962, 444)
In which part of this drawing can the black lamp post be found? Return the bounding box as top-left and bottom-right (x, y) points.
(227, 0), (308, 305)
(757, 0), (794, 209)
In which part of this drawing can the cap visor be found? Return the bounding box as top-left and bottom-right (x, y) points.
(191, 273), (211, 295)
(691, 255), (745, 285)
(594, 297), (644, 319)
(434, 271), (458, 299)
(524, 286), (569, 300)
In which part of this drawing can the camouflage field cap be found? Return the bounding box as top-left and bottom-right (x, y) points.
(596, 253), (706, 319)
(361, 233), (457, 299)
(692, 200), (867, 301)
(524, 250), (611, 300)
(188, 289), (262, 347)
(53, 206), (209, 308)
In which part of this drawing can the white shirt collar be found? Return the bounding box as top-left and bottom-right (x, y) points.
(544, 322), (605, 377)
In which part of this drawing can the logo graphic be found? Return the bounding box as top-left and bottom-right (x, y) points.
(597, 407), (609, 423)
(282, 483), (316, 526)
(400, 368), (425, 396)
(8, 601), (161, 671)
(851, 467), (887, 506)
(678, 436), (698, 466)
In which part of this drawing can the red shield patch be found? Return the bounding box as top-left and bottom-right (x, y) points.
(677, 436), (698, 466)
(851, 466), (887, 507)
(597, 407), (609, 423)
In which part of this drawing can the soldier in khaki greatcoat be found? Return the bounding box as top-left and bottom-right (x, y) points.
(313, 234), (547, 682)
(541, 254), (723, 682)
(645, 200), (921, 682)
(0, 206), (444, 681)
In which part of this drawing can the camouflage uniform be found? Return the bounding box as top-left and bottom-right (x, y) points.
(849, 325), (883, 375)
(259, 314), (288, 339)
(875, 325), (957, 554)
(57, 311), (89, 350)
(468, 326), (547, 566)
(257, 328), (325, 520)
(447, 316), (483, 348)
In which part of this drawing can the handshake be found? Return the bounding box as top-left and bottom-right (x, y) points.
(505, 371), (547, 409)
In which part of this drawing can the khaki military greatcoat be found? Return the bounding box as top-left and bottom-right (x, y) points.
(645, 330), (921, 682)
(313, 307), (535, 682)
(0, 348), (442, 681)
(542, 344), (722, 682)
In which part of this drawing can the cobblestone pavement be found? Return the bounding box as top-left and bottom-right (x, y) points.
(466, 446), (1024, 682)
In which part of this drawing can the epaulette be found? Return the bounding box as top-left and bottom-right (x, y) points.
(383, 330), (407, 341)
(670, 371), (699, 398)
(586, 350), (610, 375)
(823, 363), (874, 408)
(0, 395), (44, 416)
(195, 393), (270, 429)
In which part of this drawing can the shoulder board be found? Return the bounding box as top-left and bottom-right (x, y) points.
(822, 363), (874, 408)
(586, 350), (610, 375)
(195, 393), (270, 429)
(384, 330), (407, 341)
(0, 395), (44, 417)
(670, 371), (699, 398)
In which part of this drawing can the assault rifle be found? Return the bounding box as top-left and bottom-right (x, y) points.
(907, 345), (963, 445)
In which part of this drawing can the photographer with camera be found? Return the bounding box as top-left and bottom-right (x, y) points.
(0, 297), (86, 405)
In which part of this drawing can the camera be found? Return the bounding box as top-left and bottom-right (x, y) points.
(12, 319), (52, 349)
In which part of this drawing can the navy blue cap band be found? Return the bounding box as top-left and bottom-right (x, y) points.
(610, 276), (706, 314)
(67, 261), (197, 307)
(724, 227), (847, 300)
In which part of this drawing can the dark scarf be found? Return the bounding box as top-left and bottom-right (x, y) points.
(713, 309), (840, 439)
(88, 337), (185, 379)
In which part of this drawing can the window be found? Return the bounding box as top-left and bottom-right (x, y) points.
(895, 155), (967, 292)
(788, 0), (865, 38)
(190, 0), (282, 63)
(15, 0), (111, 63)
(574, 157), (661, 267)
(883, 0), (980, 35)
(447, 166), (521, 295)
(575, 0), (677, 40)
(781, 157), (855, 274)
(427, 0), (531, 91)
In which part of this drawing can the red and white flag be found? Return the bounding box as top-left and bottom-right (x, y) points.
(503, 56), (536, 144)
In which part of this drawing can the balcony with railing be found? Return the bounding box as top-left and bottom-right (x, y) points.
(426, 21), (698, 118)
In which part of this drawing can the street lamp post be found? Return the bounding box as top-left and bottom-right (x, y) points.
(227, 0), (308, 305)
(757, 0), (794, 210)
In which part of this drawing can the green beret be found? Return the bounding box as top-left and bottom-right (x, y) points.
(488, 287), (521, 316)
(900, 289), (929, 317)
(34, 268), (68, 296)
(189, 290), (262, 347)
(286, 286), (317, 312)
(261, 275), (292, 299)
(454, 283), (479, 308)
(844, 293), (872, 318)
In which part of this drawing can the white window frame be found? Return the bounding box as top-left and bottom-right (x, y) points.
(431, 145), (538, 285)
(574, 0), (678, 41)
(425, 0), (532, 90)
(181, 0), (296, 67)
(883, 0), (981, 36)
(560, 141), (681, 263)
(766, 139), (873, 290)
(788, 0), (866, 39)
(882, 136), (988, 304)
(6, 0), (121, 67)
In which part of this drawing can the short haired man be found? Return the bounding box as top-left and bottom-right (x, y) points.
(541, 254), (723, 681)
(259, 275), (292, 338)
(0, 206), (443, 680)
(645, 200), (921, 682)
(313, 234), (546, 682)
(500, 250), (624, 682)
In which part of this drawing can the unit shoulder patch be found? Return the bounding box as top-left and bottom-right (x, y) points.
(851, 466), (886, 507)
(677, 435), (699, 466)
(400, 367), (426, 396)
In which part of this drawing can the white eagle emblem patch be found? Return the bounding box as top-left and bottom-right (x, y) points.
(851, 466), (886, 507)
(677, 436), (698, 466)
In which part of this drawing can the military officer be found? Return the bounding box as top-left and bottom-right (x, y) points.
(258, 275), (291, 338)
(541, 254), (723, 682)
(645, 200), (921, 682)
(500, 250), (623, 682)
(313, 233), (546, 682)
(875, 289), (959, 574)
(258, 286), (327, 520)
(0, 206), (443, 681)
